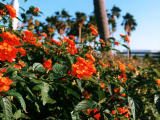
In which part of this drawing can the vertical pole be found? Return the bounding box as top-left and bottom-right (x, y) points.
(12, 0), (19, 30)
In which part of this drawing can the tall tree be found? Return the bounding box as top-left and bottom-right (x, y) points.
(121, 13), (137, 36)
(75, 12), (87, 43)
(121, 13), (137, 58)
(93, 0), (110, 45)
(108, 6), (121, 35)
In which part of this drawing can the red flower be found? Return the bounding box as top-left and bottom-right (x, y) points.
(0, 42), (18, 62)
(89, 26), (98, 36)
(156, 79), (160, 86)
(41, 33), (47, 38)
(71, 57), (96, 79)
(114, 41), (120, 46)
(0, 32), (21, 46)
(0, 77), (13, 92)
(34, 7), (40, 13)
(69, 35), (76, 40)
(43, 59), (52, 70)
(51, 38), (61, 46)
(85, 53), (95, 62)
(5, 5), (16, 18)
(18, 48), (27, 57)
(88, 109), (100, 120)
(64, 37), (77, 55)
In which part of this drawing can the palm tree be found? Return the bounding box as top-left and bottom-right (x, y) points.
(108, 6), (121, 35)
(121, 13), (137, 36)
(46, 10), (71, 38)
(121, 13), (137, 58)
(93, 0), (110, 45)
(75, 12), (87, 43)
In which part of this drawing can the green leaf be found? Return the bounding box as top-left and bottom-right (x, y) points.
(41, 82), (50, 105)
(73, 100), (98, 113)
(153, 69), (160, 77)
(122, 44), (130, 50)
(0, 96), (13, 120)
(71, 111), (81, 120)
(52, 64), (67, 75)
(0, 25), (7, 28)
(13, 110), (21, 120)
(5, 90), (27, 113)
(155, 93), (160, 114)
(33, 63), (45, 73)
(128, 96), (142, 120)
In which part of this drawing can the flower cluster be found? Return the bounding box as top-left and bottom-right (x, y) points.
(87, 109), (100, 120)
(0, 10), (6, 17)
(43, 59), (52, 70)
(0, 77), (13, 92)
(85, 53), (95, 62)
(71, 57), (97, 79)
(89, 26), (98, 36)
(51, 38), (61, 46)
(112, 106), (130, 118)
(0, 42), (18, 62)
(34, 7), (40, 13)
(22, 31), (42, 47)
(156, 79), (160, 86)
(99, 39), (105, 47)
(5, 5), (16, 18)
(14, 61), (26, 69)
(120, 34), (130, 43)
(0, 32), (21, 46)
(64, 37), (77, 55)
(99, 61), (110, 67)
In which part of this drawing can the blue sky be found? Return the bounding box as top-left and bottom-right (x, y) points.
(15, 0), (160, 50)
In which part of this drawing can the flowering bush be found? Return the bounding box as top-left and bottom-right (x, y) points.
(0, 1), (160, 120)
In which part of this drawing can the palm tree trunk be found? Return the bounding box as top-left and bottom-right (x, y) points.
(93, 0), (110, 45)
(78, 25), (82, 43)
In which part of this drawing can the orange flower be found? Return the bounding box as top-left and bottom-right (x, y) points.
(71, 57), (96, 79)
(34, 7), (40, 13)
(128, 64), (135, 70)
(41, 33), (47, 38)
(0, 42), (18, 62)
(87, 109), (100, 120)
(118, 74), (127, 83)
(43, 59), (52, 70)
(114, 88), (119, 93)
(114, 41), (120, 46)
(64, 37), (77, 55)
(0, 77), (12, 92)
(117, 107), (130, 118)
(18, 61), (25, 67)
(5, 5), (16, 18)
(69, 35), (76, 40)
(120, 34), (125, 37)
(22, 31), (37, 45)
(100, 82), (105, 88)
(0, 32), (21, 46)
(99, 39), (104, 43)
(0, 10), (6, 16)
(119, 63), (126, 73)
(14, 64), (22, 69)
(89, 26), (98, 36)
(51, 38), (61, 46)
(99, 61), (110, 67)
(156, 79), (160, 86)
(18, 48), (27, 57)
(35, 20), (40, 25)
(125, 36), (130, 43)
(85, 53), (95, 62)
